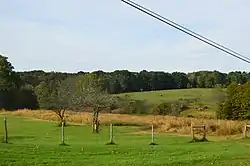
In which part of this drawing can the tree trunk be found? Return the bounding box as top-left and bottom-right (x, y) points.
(92, 107), (100, 133)
(55, 109), (66, 126)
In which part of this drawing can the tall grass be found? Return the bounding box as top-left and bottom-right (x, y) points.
(7, 109), (247, 136)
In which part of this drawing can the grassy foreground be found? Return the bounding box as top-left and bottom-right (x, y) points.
(1, 115), (250, 165)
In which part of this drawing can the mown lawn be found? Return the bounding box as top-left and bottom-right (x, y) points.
(0, 115), (250, 166)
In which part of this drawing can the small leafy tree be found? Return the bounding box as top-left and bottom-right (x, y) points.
(51, 77), (79, 126)
(78, 85), (112, 133)
(56, 74), (115, 133)
(217, 82), (250, 120)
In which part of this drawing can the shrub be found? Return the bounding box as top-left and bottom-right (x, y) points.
(216, 101), (233, 120)
(153, 101), (189, 116)
(217, 82), (250, 120)
(120, 99), (149, 114)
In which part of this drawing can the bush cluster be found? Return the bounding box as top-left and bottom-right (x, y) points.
(217, 82), (250, 120)
(152, 101), (189, 116)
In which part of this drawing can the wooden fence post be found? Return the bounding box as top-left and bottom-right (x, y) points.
(110, 124), (114, 143)
(203, 124), (206, 140)
(244, 123), (247, 138)
(4, 117), (8, 143)
(150, 124), (157, 145)
(151, 124), (154, 144)
(191, 124), (207, 142)
(243, 123), (250, 138)
(191, 124), (194, 140)
(106, 123), (115, 145)
(61, 122), (65, 145)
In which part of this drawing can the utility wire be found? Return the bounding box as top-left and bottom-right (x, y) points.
(125, 0), (250, 62)
(121, 0), (250, 63)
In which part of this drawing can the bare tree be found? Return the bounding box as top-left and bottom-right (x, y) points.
(53, 109), (66, 126)
(52, 78), (78, 126)
(56, 74), (115, 133)
(76, 85), (112, 133)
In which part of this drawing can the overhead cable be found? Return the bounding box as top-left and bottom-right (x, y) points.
(121, 0), (250, 63)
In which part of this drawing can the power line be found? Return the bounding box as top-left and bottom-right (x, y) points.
(121, 0), (250, 63)
(125, 0), (250, 62)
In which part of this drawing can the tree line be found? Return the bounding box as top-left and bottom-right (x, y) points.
(1, 54), (250, 121)
(19, 69), (250, 94)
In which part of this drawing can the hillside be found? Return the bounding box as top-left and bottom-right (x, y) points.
(117, 88), (223, 119)
(0, 54), (248, 114)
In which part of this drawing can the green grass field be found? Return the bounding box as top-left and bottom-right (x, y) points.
(118, 88), (220, 118)
(118, 88), (216, 104)
(1, 115), (250, 166)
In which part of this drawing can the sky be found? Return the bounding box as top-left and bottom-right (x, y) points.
(0, 0), (250, 73)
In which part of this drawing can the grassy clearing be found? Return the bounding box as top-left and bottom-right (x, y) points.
(117, 88), (220, 118)
(1, 115), (250, 165)
(118, 88), (216, 104)
(3, 109), (248, 137)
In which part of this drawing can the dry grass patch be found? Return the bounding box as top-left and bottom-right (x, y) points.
(6, 109), (248, 136)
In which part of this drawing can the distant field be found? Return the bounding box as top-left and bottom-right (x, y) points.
(1, 115), (250, 166)
(117, 88), (216, 104)
(117, 88), (221, 118)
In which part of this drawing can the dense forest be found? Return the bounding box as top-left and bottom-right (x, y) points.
(1, 54), (250, 121)
(18, 68), (249, 94)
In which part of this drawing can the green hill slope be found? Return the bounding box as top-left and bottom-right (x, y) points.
(117, 88), (223, 118)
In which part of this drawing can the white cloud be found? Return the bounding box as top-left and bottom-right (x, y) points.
(0, 0), (249, 73)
